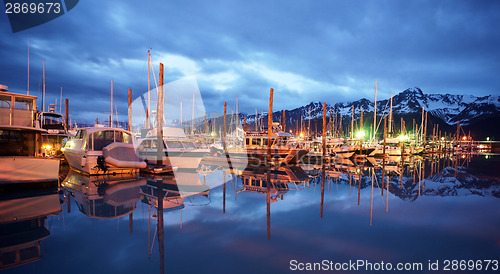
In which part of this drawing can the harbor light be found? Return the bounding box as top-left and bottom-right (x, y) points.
(486, 137), (490, 141)
(356, 131), (365, 139)
(462, 136), (467, 141)
(398, 134), (408, 141)
(299, 132), (305, 138)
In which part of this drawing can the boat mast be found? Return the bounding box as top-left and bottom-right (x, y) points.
(388, 94), (393, 135)
(147, 50), (151, 129)
(374, 81), (377, 141)
(42, 59), (45, 112)
(110, 80), (113, 127)
(255, 108), (258, 131)
(192, 93), (195, 134)
(350, 105), (354, 140)
(27, 39), (29, 95)
(59, 87), (62, 113)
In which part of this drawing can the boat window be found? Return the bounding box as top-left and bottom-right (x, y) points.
(263, 138), (268, 146)
(245, 138), (250, 146)
(0, 130), (36, 156)
(41, 114), (62, 125)
(122, 132), (133, 144)
(14, 97), (33, 110)
(251, 138), (261, 146)
(114, 131), (132, 143)
(165, 140), (183, 149)
(75, 130), (85, 139)
(141, 139), (151, 148)
(92, 130), (115, 151)
(182, 142), (196, 149)
(0, 95), (11, 108)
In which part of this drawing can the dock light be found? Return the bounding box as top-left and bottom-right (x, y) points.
(398, 135), (408, 141)
(299, 132), (304, 138)
(356, 131), (365, 139)
(43, 144), (53, 150)
(462, 136), (467, 141)
(487, 137), (490, 141)
(441, 137), (445, 141)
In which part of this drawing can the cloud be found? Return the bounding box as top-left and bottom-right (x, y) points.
(0, 0), (499, 123)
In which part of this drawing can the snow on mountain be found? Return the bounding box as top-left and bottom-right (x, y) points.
(242, 87), (499, 127)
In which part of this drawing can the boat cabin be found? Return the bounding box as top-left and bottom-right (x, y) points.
(0, 89), (43, 157)
(65, 127), (133, 152)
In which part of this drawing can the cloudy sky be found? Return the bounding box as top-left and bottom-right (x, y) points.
(1, 0), (499, 124)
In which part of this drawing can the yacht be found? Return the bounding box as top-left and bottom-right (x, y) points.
(136, 126), (209, 170)
(62, 125), (146, 175)
(0, 85), (60, 183)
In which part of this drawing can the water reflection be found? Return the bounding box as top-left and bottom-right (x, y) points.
(0, 182), (61, 270)
(1, 153), (498, 273)
(63, 171), (145, 219)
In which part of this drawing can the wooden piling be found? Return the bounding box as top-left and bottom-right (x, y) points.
(282, 110), (286, 132)
(157, 63), (164, 168)
(267, 88), (273, 164)
(322, 102), (326, 158)
(128, 89), (132, 131)
(64, 98), (69, 129)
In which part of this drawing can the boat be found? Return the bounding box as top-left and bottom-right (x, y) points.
(214, 123), (309, 165)
(295, 137), (356, 158)
(62, 125), (146, 175)
(136, 126), (210, 170)
(0, 85), (60, 183)
(38, 105), (70, 157)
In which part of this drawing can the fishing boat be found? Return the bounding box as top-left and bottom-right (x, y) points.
(136, 126), (210, 170)
(38, 105), (70, 157)
(0, 85), (60, 183)
(214, 123), (309, 165)
(62, 125), (146, 175)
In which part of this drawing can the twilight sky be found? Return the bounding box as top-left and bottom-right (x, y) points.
(1, 0), (499, 124)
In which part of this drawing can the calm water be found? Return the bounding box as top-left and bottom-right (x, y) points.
(1, 154), (499, 273)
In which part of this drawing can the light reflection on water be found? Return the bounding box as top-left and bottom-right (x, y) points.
(1, 153), (498, 273)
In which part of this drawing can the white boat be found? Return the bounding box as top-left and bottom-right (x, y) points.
(62, 125), (146, 175)
(136, 126), (209, 170)
(0, 86), (60, 184)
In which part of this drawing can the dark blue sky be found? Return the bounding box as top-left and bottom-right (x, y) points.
(1, 0), (499, 124)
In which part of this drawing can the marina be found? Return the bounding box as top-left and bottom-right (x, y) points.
(1, 1), (499, 273)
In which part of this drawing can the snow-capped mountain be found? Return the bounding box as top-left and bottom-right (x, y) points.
(244, 87), (500, 138)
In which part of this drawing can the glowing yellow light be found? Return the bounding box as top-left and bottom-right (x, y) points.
(356, 131), (365, 139)
(462, 136), (467, 141)
(398, 135), (408, 141)
(43, 144), (52, 150)
(486, 137), (490, 141)
(441, 137), (445, 141)
(299, 132), (304, 138)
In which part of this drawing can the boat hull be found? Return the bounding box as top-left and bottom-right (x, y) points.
(0, 156), (60, 184)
